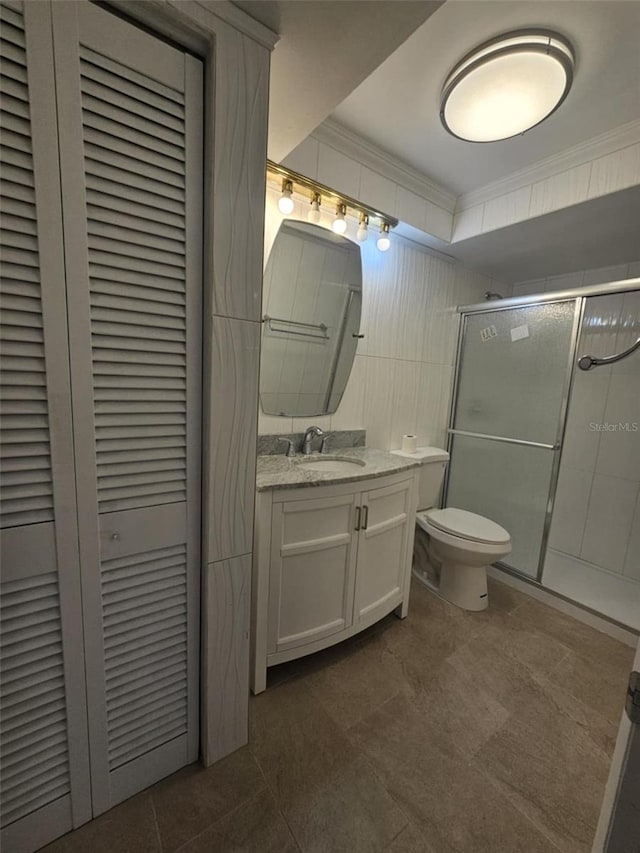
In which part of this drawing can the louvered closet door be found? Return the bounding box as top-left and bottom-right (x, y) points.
(51, 1), (203, 813)
(0, 3), (92, 851)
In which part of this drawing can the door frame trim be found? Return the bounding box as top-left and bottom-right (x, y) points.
(457, 277), (640, 314)
(110, 0), (273, 767)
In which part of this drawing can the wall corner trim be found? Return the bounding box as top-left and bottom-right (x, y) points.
(456, 118), (640, 213)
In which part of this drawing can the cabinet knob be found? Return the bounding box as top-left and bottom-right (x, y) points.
(354, 506), (361, 531)
(111, 532), (120, 541)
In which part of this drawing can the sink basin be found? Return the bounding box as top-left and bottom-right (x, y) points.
(296, 456), (366, 474)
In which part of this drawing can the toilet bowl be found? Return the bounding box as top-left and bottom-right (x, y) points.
(391, 447), (512, 611)
(416, 507), (511, 611)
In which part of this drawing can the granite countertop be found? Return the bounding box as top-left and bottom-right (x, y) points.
(256, 447), (423, 492)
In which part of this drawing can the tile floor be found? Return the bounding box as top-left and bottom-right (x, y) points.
(42, 577), (635, 853)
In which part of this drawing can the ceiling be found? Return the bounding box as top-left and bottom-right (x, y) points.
(331, 0), (640, 195)
(232, 0), (639, 282)
(233, 0), (442, 162)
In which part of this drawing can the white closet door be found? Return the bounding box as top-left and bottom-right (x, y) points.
(0, 2), (91, 851)
(51, 1), (203, 814)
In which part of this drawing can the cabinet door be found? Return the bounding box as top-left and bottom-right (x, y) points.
(0, 3), (92, 850)
(354, 478), (412, 624)
(269, 493), (358, 653)
(50, 1), (203, 814)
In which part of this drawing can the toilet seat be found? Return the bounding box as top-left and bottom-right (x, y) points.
(419, 507), (510, 545)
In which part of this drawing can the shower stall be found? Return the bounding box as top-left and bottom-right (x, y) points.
(445, 278), (640, 631)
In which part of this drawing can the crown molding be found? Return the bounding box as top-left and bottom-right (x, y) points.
(195, 0), (279, 49)
(456, 118), (640, 212)
(312, 119), (457, 214)
(113, 0), (279, 51)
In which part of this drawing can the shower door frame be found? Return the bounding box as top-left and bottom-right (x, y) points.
(443, 276), (640, 585)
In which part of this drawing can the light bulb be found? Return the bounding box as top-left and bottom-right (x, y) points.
(377, 223), (391, 252)
(278, 179), (294, 215)
(308, 193), (321, 223)
(356, 213), (368, 243)
(332, 203), (347, 235)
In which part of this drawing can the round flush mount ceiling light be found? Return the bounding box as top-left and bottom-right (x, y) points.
(440, 30), (575, 143)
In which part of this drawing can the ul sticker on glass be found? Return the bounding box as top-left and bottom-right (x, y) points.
(480, 325), (498, 342)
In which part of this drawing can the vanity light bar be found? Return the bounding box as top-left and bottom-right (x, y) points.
(266, 159), (398, 239)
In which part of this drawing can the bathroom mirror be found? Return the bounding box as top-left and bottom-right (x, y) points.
(260, 219), (363, 416)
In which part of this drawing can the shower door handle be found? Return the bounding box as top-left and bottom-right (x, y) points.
(578, 336), (640, 370)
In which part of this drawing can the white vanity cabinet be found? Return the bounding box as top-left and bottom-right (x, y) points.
(354, 478), (415, 623)
(269, 492), (359, 653)
(251, 469), (418, 693)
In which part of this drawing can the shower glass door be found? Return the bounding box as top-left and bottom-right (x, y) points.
(542, 289), (640, 628)
(446, 300), (579, 578)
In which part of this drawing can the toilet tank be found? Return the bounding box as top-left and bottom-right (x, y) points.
(416, 447), (449, 510)
(390, 446), (450, 510)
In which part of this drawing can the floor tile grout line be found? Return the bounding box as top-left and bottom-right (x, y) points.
(251, 687), (412, 852)
(337, 682), (450, 850)
(248, 745), (303, 852)
(473, 758), (567, 853)
(170, 785), (270, 853)
(149, 794), (164, 853)
(382, 824), (408, 850)
(545, 644), (574, 679)
(351, 748), (416, 846)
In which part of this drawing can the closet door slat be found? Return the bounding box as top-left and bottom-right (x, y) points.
(100, 545), (188, 770)
(1, 5), (92, 851)
(81, 45), (190, 517)
(0, 16), (52, 529)
(51, 0), (202, 816)
(0, 574), (69, 826)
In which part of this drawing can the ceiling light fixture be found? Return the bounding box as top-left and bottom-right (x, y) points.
(307, 192), (321, 223)
(356, 213), (369, 243)
(440, 29), (575, 143)
(332, 203), (348, 235)
(377, 223), (391, 252)
(278, 178), (295, 214)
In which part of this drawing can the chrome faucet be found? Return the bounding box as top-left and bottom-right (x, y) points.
(302, 425), (324, 455)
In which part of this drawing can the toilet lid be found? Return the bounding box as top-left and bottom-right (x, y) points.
(425, 508), (510, 545)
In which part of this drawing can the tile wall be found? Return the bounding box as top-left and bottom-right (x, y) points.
(259, 187), (496, 451)
(283, 132), (453, 242)
(511, 261), (640, 297)
(453, 130), (640, 242)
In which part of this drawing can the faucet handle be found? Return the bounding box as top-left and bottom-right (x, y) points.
(320, 434), (332, 454)
(277, 437), (296, 457)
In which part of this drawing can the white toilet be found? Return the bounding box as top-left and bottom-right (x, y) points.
(393, 447), (511, 611)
